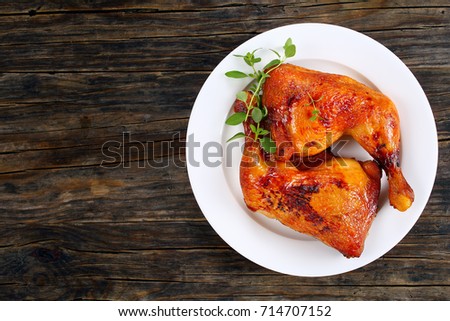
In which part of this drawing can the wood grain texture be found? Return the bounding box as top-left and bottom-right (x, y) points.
(0, 0), (449, 300)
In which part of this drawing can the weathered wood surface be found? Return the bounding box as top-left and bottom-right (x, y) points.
(0, 1), (449, 300)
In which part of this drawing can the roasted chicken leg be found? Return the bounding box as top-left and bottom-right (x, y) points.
(233, 96), (381, 257)
(262, 63), (414, 211)
(240, 141), (381, 258)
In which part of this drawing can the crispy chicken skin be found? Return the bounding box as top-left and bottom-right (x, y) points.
(240, 142), (381, 258)
(233, 97), (381, 257)
(262, 63), (414, 211)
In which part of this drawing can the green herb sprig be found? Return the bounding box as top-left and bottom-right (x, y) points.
(306, 92), (324, 122)
(225, 38), (296, 153)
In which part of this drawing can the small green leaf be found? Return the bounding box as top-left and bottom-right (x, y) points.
(264, 59), (281, 70)
(244, 53), (254, 67)
(260, 136), (276, 153)
(309, 115), (317, 122)
(269, 49), (281, 58)
(249, 83), (257, 91)
(251, 108), (263, 123)
(225, 70), (248, 78)
(259, 129), (269, 136)
(243, 52), (262, 67)
(249, 123), (257, 134)
(284, 45), (296, 58)
(252, 57), (262, 64)
(283, 38), (296, 58)
(262, 105), (268, 117)
(236, 91), (248, 102)
(225, 112), (246, 125)
(256, 71), (269, 82)
(226, 132), (246, 142)
(284, 38), (293, 47)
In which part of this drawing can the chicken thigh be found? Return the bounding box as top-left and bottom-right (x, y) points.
(262, 64), (414, 211)
(240, 142), (381, 258)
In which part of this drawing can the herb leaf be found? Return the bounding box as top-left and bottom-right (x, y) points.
(269, 49), (281, 58)
(225, 71), (248, 78)
(245, 55), (261, 66)
(259, 129), (269, 136)
(264, 59), (281, 70)
(225, 112), (246, 125)
(236, 91), (248, 102)
(261, 106), (268, 117)
(251, 108), (263, 123)
(249, 83), (258, 93)
(306, 92), (323, 122)
(226, 132), (246, 142)
(283, 38), (296, 58)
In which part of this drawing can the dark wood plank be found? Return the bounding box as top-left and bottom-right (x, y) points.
(0, 68), (446, 133)
(0, 4), (448, 72)
(0, 282), (448, 300)
(1, 0), (449, 14)
(0, 163), (199, 222)
(0, 72), (205, 133)
(0, 242), (448, 300)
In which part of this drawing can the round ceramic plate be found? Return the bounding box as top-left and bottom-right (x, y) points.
(186, 23), (438, 276)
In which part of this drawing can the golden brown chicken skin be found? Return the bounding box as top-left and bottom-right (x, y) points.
(233, 96), (381, 258)
(262, 63), (414, 211)
(240, 142), (381, 258)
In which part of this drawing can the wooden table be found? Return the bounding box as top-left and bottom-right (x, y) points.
(0, 1), (448, 300)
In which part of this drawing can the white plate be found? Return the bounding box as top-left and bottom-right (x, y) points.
(186, 23), (438, 277)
